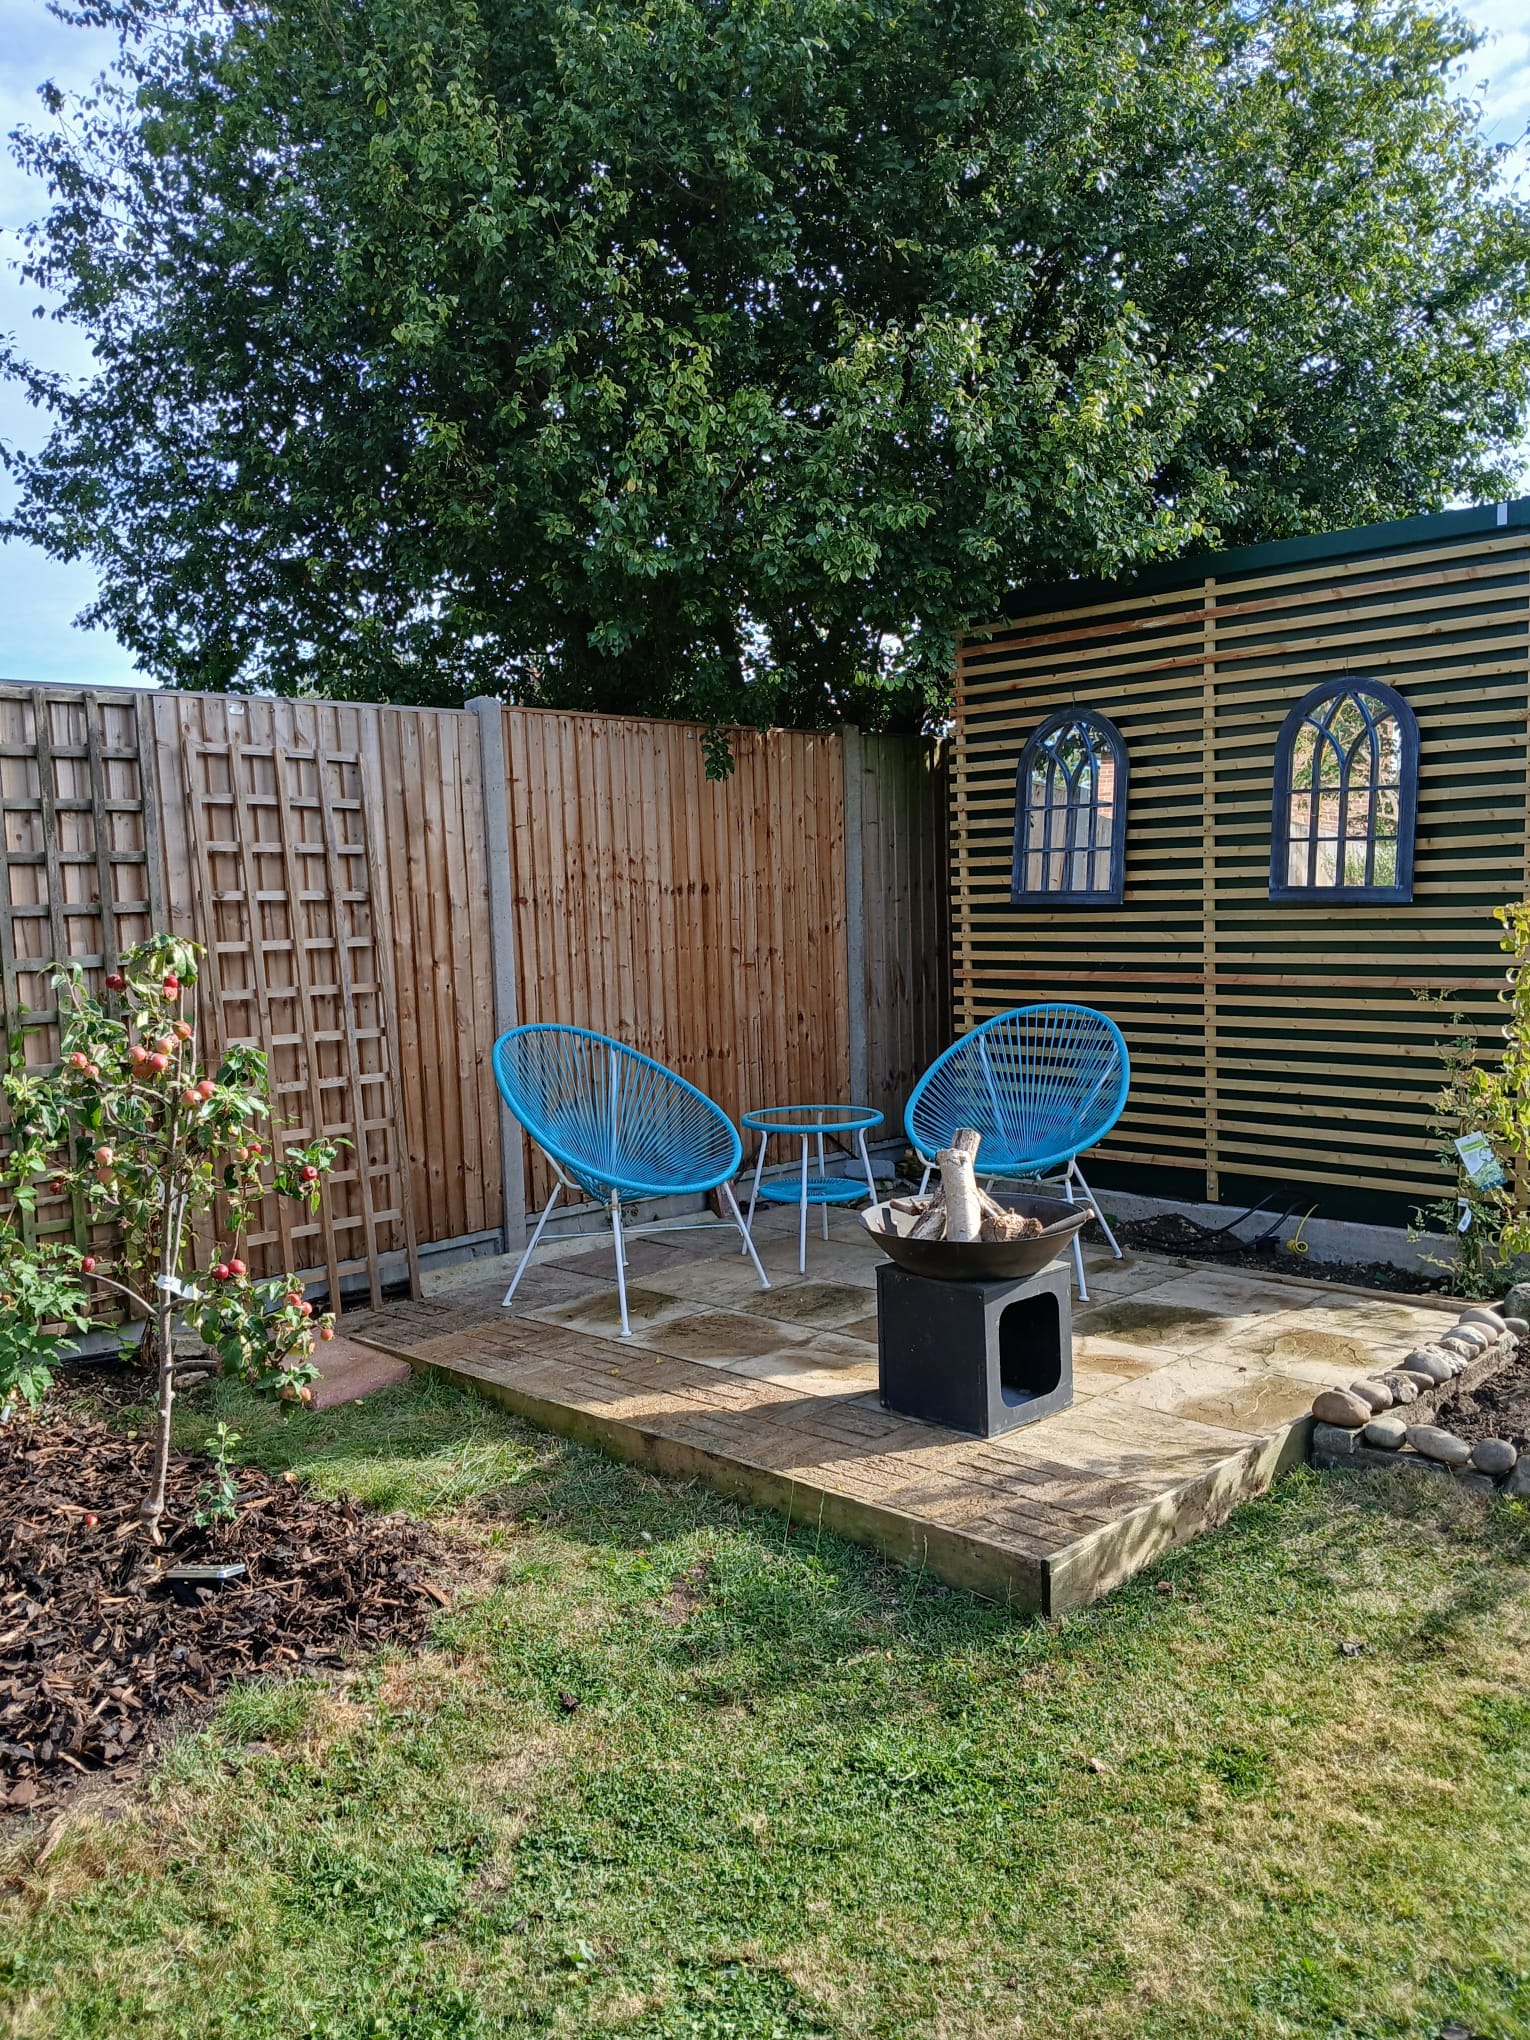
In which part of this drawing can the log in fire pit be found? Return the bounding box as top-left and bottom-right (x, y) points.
(861, 1130), (1088, 1437)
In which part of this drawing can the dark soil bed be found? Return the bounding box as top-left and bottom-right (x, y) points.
(1433, 1346), (1530, 1453)
(0, 1414), (447, 1816)
(1109, 1209), (1452, 1295)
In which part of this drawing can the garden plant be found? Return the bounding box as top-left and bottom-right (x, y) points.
(1420, 899), (1530, 1294)
(0, 933), (339, 1531)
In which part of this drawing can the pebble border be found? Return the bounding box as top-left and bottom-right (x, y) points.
(1307, 1306), (1530, 1496)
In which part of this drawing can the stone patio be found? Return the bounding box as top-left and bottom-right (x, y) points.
(348, 1208), (1460, 1613)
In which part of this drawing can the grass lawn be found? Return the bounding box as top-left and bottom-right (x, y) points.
(4, 1372), (1530, 2040)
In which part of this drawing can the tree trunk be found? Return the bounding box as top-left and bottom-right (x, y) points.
(138, 1175), (183, 1536)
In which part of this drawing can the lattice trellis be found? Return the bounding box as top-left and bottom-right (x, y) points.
(0, 687), (164, 1250)
(180, 725), (419, 1311)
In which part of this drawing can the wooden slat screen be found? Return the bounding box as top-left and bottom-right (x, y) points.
(954, 524), (1530, 1217)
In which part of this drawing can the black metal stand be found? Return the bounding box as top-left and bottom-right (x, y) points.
(875, 1259), (1073, 1437)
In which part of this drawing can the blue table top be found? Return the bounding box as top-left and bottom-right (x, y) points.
(754, 1175), (875, 1205)
(742, 1103), (883, 1136)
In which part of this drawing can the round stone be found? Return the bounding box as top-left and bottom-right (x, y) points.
(1403, 1348), (1453, 1385)
(1504, 1316), (1529, 1339)
(1457, 1307), (1508, 1337)
(1362, 1416), (1408, 1451)
(1438, 1331), (1487, 1361)
(1312, 1388), (1372, 1429)
(1348, 1379), (1393, 1413)
(1405, 1424), (1473, 1467)
(1469, 1438), (1518, 1477)
(1502, 1282), (1530, 1322)
(1382, 1372), (1423, 1402)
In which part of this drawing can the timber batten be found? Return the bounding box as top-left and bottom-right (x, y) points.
(952, 499), (1530, 1223)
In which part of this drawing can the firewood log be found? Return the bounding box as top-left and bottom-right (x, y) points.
(937, 1147), (982, 1241)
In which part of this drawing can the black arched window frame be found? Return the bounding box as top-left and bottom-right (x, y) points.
(1269, 677), (1418, 903)
(1010, 707), (1129, 907)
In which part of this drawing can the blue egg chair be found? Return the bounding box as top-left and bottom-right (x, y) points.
(905, 1004), (1130, 1299)
(492, 1024), (769, 1336)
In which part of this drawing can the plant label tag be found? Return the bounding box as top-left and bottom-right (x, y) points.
(1454, 1133), (1504, 1191)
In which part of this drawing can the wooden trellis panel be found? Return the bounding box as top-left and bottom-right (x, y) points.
(0, 685), (163, 1249)
(953, 503), (1530, 1222)
(165, 697), (419, 1308)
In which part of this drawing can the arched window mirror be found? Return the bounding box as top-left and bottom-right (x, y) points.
(1011, 708), (1128, 905)
(1270, 678), (1418, 901)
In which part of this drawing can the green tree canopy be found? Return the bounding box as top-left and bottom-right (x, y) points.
(4, 0), (1529, 729)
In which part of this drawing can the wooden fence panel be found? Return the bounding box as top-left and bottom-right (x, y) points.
(154, 693), (419, 1303)
(0, 685), (163, 1251)
(368, 706), (501, 1249)
(953, 515), (1530, 1217)
(502, 708), (851, 1208)
(857, 734), (950, 1139)
(154, 695), (502, 1264)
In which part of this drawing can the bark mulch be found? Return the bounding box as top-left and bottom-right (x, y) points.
(1433, 1348), (1530, 1454)
(0, 1414), (448, 1816)
(1110, 1209), (1451, 1295)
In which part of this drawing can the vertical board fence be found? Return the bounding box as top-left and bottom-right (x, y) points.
(500, 709), (849, 1209)
(853, 732), (950, 1135)
(953, 501), (1530, 1221)
(0, 682), (949, 1286)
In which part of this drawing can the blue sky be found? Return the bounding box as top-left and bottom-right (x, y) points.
(1, 0), (1528, 689)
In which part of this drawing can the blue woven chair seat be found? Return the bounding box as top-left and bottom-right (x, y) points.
(493, 1025), (742, 1202)
(490, 1023), (766, 1336)
(906, 1005), (1129, 1177)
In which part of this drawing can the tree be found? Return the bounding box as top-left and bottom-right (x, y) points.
(3, 0), (1527, 733)
(1, 935), (338, 1530)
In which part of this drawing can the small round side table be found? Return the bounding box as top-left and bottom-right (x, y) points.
(741, 1104), (884, 1273)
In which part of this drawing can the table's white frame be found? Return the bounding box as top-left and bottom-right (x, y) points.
(741, 1107), (881, 1274)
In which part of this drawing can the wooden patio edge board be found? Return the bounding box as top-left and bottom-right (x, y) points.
(351, 1330), (1313, 1617)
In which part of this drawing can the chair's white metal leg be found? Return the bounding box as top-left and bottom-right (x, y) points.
(917, 1161), (932, 1196)
(722, 1180), (771, 1290)
(743, 1135), (768, 1252)
(816, 1124), (828, 1240)
(1063, 1171), (1089, 1302)
(503, 1183), (561, 1306)
(858, 1130), (877, 1203)
(798, 1137), (810, 1273)
(611, 1192), (631, 1337)
(1070, 1159), (1121, 1258)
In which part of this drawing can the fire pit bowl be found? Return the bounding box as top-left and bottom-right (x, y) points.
(862, 1190), (1095, 1282)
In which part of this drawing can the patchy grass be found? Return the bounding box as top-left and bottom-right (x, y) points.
(4, 1372), (1530, 2039)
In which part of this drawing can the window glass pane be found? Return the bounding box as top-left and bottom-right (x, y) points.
(1279, 685), (1410, 894)
(1019, 713), (1122, 897)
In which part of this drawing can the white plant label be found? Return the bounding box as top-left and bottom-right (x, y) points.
(1454, 1132), (1505, 1192)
